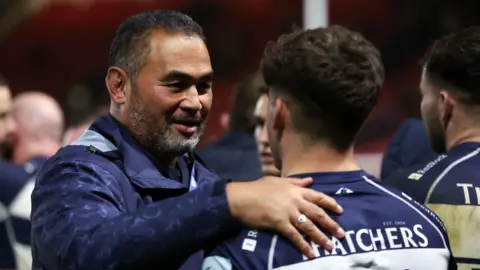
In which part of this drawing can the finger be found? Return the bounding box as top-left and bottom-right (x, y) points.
(278, 222), (316, 259)
(301, 201), (344, 238)
(304, 189), (343, 214)
(290, 177), (313, 187)
(292, 213), (334, 252)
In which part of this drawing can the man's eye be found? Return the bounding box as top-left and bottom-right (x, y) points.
(197, 82), (212, 94)
(168, 82), (187, 90)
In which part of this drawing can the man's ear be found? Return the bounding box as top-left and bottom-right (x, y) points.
(439, 90), (454, 128)
(272, 98), (286, 131)
(106, 67), (129, 105)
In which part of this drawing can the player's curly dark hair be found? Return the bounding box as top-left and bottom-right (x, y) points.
(260, 25), (384, 151)
(423, 26), (480, 106)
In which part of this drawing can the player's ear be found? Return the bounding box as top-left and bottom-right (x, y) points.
(439, 90), (454, 128)
(106, 67), (129, 105)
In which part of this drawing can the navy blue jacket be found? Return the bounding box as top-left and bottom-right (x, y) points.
(0, 156), (47, 269)
(203, 171), (456, 270)
(31, 115), (240, 270)
(381, 118), (438, 180)
(199, 132), (262, 181)
(385, 142), (480, 269)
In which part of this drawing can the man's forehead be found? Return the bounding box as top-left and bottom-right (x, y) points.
(148, 30), (211, 77)
(254, 95), (269, 117)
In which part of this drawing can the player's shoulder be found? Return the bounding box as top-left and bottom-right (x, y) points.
(391, 143), (480, 182)
(363, 175), (448, 233)
(385, 154), (448, 184)
(385, 144), (480, 202)
(203, 229), (277, 270)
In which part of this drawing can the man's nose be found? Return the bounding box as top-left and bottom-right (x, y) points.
(180, 86), (202, 112)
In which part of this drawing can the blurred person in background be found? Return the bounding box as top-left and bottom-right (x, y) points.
(199, 72), (263, 181)
(381, 117), (437, 179)
(30, 10), (345, 270)
(62, 105), (109, 145)
(203, 25), (456, 270)
(386, 26), (480, 270)
(0, 74), (12, 160)
(254, 91), (280, 176)
(0, 92), (63, 270)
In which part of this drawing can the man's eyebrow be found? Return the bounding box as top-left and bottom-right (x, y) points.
(199, 71), (214, 81)
(160, 70), (214, 82)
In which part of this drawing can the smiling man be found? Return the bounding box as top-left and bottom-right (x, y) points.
(30, 11), (345, 270)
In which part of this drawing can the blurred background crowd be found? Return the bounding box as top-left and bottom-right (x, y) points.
(2, 0), (479, 158)
(1, 0), (480, 269)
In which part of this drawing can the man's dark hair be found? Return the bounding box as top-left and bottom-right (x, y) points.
(109, 10), (205, 79)
(423, 26), (480, 106)
(229, 72), (267, 133)
(261, 25), (384, 151)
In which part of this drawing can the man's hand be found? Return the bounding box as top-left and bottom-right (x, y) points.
(226, 176), (344, 259)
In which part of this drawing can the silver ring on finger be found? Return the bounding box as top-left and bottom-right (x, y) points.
(297, 214), (308, 226)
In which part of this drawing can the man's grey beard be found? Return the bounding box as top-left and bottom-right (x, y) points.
(129, 101), (205, 156)
(152, 121), (204, 154)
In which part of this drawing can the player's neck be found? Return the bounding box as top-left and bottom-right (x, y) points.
(444, 112), (480, 150)
(12, 140), (59, 165)
(280, 136), (360, 177)
(446, 125), (480, 151)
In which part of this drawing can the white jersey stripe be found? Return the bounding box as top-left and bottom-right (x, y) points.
(362, 176), (447, 248)
(424, 147), (480, 204)
(268, 234), (279, 270)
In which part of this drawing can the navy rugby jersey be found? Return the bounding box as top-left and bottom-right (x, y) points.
(0, 156), (47, 270)
(203, 170), (457, 270)
(386, 142), (480, 270)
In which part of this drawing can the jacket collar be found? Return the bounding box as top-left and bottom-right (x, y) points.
(83, 114), (195, 190)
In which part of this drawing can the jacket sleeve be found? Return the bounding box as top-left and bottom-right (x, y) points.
(31, 160), (240, 270)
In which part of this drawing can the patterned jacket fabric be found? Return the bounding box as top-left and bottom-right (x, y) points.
(31, 115), (239, 270)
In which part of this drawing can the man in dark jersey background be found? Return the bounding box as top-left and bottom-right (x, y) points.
(381, 117), (438, 180)
(199, 72), (264, 181)
(202, 25), (457, 270)
(385, 26), (480, 270)
(0, 92), (63, 270)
